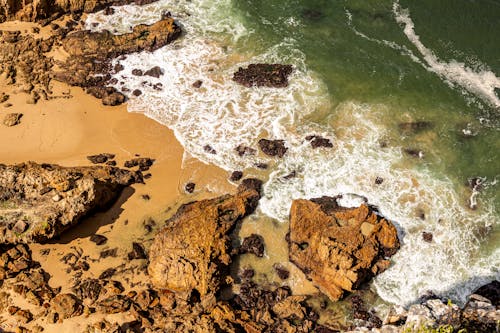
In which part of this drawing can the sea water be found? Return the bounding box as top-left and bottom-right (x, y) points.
(86, 0), (500, 307)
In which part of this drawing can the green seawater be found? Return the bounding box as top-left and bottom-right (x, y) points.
(233, 0), (500, 203)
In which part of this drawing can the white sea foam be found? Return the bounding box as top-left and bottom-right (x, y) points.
(86, 0), (499, 306)
(260, 102), (499, 305)
(392, 1), (500, 109)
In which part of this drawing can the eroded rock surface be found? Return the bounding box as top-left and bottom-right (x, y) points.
(148, 181), (261, 296)
(233, 64), (293, 88)
(289, 196), (400, 301)
(0, 162), (142, 243)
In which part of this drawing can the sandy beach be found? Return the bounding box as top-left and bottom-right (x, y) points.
(0, 71), (235, 330)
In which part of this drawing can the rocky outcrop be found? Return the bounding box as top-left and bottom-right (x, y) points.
(233, 64), (293, 88)
(258, 138), (288, 158)
(53, 17), (181, 105)
(2, 113), (22, 126)
(0, 162), (142, 243)
(0, 0), (160, 24)
(148, 181), (261, 296)
(289, 196), (400, 302)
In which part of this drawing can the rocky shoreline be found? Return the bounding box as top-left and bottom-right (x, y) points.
(0, 1), (498, 332)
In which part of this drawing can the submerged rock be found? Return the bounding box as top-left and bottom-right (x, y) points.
(148, 181), (261, 296)
(0, 162), (142, 243)
(305, 135), (333, 148)
(233, 64), (293, 88)
(239, 234), (265, 257)
(288, 196), (400, 301)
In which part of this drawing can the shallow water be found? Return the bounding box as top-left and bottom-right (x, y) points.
(86, 0), (500, 307)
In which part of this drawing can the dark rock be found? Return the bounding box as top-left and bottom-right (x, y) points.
(124, 157), (155, 171)
(100, 248), (118, 259)
(203, 145), (217, 154)
(98, 295), (132, 314)
(350, 295), (382, 328)
(240, 234), (265, 257)
(127, 242), (147, 260)
(238, 178), (263, 196)
(282, 171), (296, 180)
(305, 135), (333, 148)
(375, 177), (384, 185)
(99, 268), (116, 279)
(404, 148), (424, 158)
(103, 7), (115, 15)
(255, 163), (268, 169)
(239, 268), (255, 280)
(235, 144), (256, 157)
(273, 264), (290, 280)
(132, 89), (142, 96)
(473, 280), (500, 305)
(141, 194), (150, 200)
(105, 160), (117, 166)
(422, 232), (433, 243)
(258, 139), (287, 157)
(185, 182), (195, 193)
(233, 64), (293, 88)
(102, 91), (126, 106)
(399, 121), (433, 134)
(229, 171), (243, 182)
(114, 63), (124, 72)
(87, 153), (115, 164)
(3, 113), (22, 126)
(90, 234), (108, 245)
(132, 69), (143, 76)
(192, 80), (203, 88)
(143, 218), (156, 233)
(144, 66), (164, 78)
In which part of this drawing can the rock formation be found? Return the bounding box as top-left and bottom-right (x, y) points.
(0, 162), (142, 243)
(289, 196), (400, 302)
(148, 181), (261, 296)
(0, 0), (160, 24)
(233, 64), (293, 88)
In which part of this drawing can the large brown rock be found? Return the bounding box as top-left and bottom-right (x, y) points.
(0, 162), (142, 243)
(289, 196), (400, 302)
(233, 64), (293, 88)
(61, 18), (180, 59)
(148, 181), (261, 297)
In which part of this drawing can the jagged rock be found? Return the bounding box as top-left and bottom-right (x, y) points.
(98, 294), (132, 314)
(144, 66), (164, 78)
(233, 64), (293, 88)
(127, 242), (147, 260)
(288, 196), (400, 301)
(229, 171), (243, 182)
(0, 162), (142, 243)
(472, 280), (499, 305)
(0, 0), (161, 24)
(62, 18), (180, 59)
(273, 264), (289, 280)
(184, 182), (195, 193)
(240, 234), (265, 257)
(86, 153), (115, 164)
(0, 244), (32, 280)
(49, 293), (83, 320)
(3, 113), (22, 126)
(124, 157), (155, 171)
(148, 181), (261, 296)
(235, 144), (256, 157)
(89, 234), (108, 245)
(258, 138), (288, 157)
(305, 135), (333, 148)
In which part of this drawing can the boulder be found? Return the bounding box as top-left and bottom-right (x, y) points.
(0, 162), (142, 243)
(288, 196), (400, 301)
(233, 64), (293, 88)
(258, 139), (288, 158)
(148, 181), (261, 296)
(3, 113), (22, 127)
